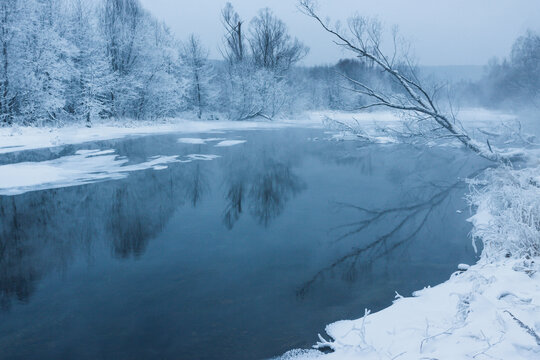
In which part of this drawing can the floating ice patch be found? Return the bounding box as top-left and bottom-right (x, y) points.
(0, 149), (180, 196)
(214, 140), (247, 147)
(152, 165), (168, 171)
(178, 137), (225, 144)
(185, 154), (221, 161)
(76, 149), (116, 156)
(329, 132), (397, 144)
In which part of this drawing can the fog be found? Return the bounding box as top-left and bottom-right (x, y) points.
(139, 0), (540, 65)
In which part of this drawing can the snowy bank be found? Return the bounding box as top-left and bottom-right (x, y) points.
(282, 260), (539, 360)
(0, 116), (321, 155)
(0, 108), (519, 155)
(280, 165), (540, 360)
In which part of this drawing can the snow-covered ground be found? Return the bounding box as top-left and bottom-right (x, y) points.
(280, 163), (540, 360)
(0, 108), (520, 155)
(0, 116), (321, 155)
(1, 109), (538, 358)
(281, 259), (539, 360)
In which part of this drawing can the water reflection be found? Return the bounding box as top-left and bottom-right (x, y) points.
(0, 129), (490, 360)
(223, 160), (306, 229)
(0, 134), (306, 310)
(0, 169), (184, 309)
(297, 148), (490, 299)
(297, 176), (475, 297)
(220, 137), (306, 228)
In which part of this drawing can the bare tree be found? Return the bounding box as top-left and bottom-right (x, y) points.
(299, 0), (511, 162)
(101, 0), (142, 75)
(249, 8), (308, 73)
(221, 2), (245, 65)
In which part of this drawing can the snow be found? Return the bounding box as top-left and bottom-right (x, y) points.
(185, 154), (220, 161)
(214, 139), (247, 147)
(280, 259), (540, 360)
(178, 137), (225, 144)
(279, 157), (540, 360)
(0, 117), (320, 155)
(177, 138), (247, 147)
(329, 132), (397, 144)
(1, 109), (538, 358)
(0, 149), (221, 196)
(0, 109), (518, 155)
(316, 108), (518, 150)
(467, 166), (540, 260)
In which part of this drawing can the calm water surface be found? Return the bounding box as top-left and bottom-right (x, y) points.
(0, 128), (487, 359)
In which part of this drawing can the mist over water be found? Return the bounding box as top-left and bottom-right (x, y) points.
(0, 129), (488, 359)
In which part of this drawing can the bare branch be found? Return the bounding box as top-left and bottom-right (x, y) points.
(298, 0), (515, 163)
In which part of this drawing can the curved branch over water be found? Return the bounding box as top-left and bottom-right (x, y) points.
(298, 0), (519, 163)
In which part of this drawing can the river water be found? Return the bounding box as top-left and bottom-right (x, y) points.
(0, 128), (488, 359)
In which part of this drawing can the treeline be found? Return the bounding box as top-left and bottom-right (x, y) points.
(0, 0), (412, 126)
(0, 0), (307, 126)
(1, 0), (536, 127)
(458, 31), (540, 109)
(0, 0), (187, 125)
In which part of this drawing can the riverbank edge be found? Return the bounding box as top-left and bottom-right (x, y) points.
(280, 164), (540, 360)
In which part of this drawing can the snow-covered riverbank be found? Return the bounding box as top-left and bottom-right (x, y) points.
(0, 108), (519, 155)
(0, 117), (322, 155)
(1, 109), (538, 359)
(281, 164), (540, 360)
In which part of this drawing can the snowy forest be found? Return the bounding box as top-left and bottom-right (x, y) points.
(0, 0), (538, 127)
(0, 1), (539, 360)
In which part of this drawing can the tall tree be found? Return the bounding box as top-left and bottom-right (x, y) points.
(249, 8), (308, 73)
(100, 0), (144, 117)
(21, 0), (73, 125)
(180, 34), (214, 119)
(221, 2), (245, 65)
(0, 0), (18, 125)
(65, 0), (112, 125)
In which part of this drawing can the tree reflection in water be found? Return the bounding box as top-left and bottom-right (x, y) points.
(221, 137), (306, 229)
(297, 165), (489, 299)
(223, 161), (305, 229)
(0, 135), (305, 310)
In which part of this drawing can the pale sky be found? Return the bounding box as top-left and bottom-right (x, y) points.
(139, 0), (540, 66)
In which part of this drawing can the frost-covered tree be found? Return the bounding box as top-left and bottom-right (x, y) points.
(299, 0), (510, 162)
(98, 0), (187, 120)
(180, 35), (214, 119)
(134, 19), (186, 119)
(480, 30), (540, 108)
(100, 0), (145, 118)
(18, 0), (74, 125)
(218, 3), (308, 120)
(0, 0), (19, 125)
(64, 0), (113, 125)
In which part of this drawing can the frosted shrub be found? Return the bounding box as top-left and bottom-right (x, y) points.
(468, 166), (540, 260)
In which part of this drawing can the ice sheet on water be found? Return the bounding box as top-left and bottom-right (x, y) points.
(177, 137), (225, 144)
(0, 149), (220, 196)
(185, 154), (221, 161)
(214, 140), (247, 147)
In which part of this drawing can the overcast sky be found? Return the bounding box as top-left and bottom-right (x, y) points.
(139, 0), (540, 66)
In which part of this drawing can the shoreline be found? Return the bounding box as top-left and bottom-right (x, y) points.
(280, 164), (540, 360)
(1, 109), (538, 359)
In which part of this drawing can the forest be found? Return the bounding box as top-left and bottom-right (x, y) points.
(0, 1), (539, 359)
(0, 0), (538, 127)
